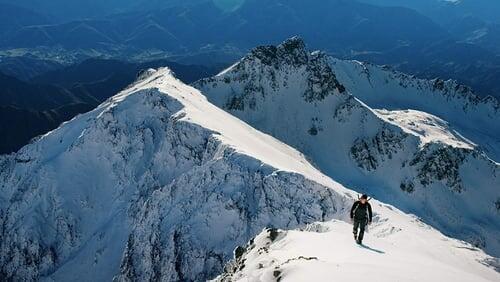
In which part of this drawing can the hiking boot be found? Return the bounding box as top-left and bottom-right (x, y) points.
(353, 233), (357, 240)
(356, 239), (362, 245)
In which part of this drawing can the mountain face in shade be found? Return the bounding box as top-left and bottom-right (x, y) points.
(194, 37), (500, 257)
(0, 72), (95, 154)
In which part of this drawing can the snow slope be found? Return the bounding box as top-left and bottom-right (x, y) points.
(216, 218), (499, 282)
(375, 109), (475, 149)
(330, 58), (500, 162)
(193, 37), (500, 256)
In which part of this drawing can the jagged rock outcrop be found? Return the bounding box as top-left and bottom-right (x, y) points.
(196, 37), (345, 107)
(350, 126), (408, 171)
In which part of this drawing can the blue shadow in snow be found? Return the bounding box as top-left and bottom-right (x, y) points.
(359, 244), (385, 254)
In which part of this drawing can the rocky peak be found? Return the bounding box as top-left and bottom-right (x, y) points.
(276, 36), (308, 65)
(209, 37), (346, 103)
(247, 36), (309, 67)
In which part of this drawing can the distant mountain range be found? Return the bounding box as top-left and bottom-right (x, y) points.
(359, 0), (500, 25)
(0, 0), (499, 98)
(358, 0), (500, 56)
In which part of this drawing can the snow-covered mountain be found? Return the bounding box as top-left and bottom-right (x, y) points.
(0, 68), (353, 280)
(193, 37), (500, 257)
(0, 62), (498, 280)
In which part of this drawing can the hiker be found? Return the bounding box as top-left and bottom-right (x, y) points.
(350, 194), (373, 244)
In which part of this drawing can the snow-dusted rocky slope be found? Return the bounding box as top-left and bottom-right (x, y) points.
(330, 58), (500, 162)
(193, 37), (500, 256)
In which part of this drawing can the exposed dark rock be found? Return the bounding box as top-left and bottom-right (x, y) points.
(350, 126), (407, 171)
(400, 181), (415, 194)
(308, 126), (318, 136)
(410, 145), (468, 193)
(234, 246), (246, 260)
(267, 228), (279, 242)
(273, 269), (281, 278)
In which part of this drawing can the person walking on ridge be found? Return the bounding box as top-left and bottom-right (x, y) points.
(350, 194), (373, 244)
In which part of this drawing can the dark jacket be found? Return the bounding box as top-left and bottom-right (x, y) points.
(350, 201), (373, 222)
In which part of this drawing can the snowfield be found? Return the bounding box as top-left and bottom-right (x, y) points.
(375, 109), (475, 149)
(216, 218), (499, 282)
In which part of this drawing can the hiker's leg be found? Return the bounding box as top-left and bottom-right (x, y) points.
(353, 219), (359, 236)
(358, 220), (367, 241)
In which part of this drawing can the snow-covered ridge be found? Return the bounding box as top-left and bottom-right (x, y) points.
(216, 37), (346, 106)
(333, 58), (500, 114)
(330, 58), (500, 162)
(193, 37), (500, 257)
(0, 68), (354, 281)
(216, 218), (499, 282)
